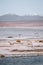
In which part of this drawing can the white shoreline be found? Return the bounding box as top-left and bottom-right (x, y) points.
(0, 51), (43, 57)
(0, 26), (43, 29)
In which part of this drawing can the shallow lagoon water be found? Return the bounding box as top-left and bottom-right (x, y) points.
(0, 56), (43, 65)
(0, 27), (43, 38)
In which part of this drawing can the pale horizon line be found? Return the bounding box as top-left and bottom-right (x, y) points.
(0, 13), (43, 17)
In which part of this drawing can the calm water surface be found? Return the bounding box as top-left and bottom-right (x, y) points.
(0, 56), (43, 65)
(0, 27), (43, 38)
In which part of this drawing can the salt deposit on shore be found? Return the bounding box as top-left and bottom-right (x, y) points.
(0, 37), (43, 57)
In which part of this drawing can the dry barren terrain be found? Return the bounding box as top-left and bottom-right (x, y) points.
(0, 20), (43, 27)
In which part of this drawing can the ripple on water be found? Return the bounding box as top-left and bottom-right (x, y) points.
(0, 56), (43, 65)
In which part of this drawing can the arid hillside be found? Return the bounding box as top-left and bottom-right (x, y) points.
(0, 14), (43, 27)
(0, 20), (43, 27)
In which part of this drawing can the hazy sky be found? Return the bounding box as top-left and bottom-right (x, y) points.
(0, 0), (43, 16)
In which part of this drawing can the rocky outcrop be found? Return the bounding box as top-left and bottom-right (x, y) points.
(0, 54), (5, 57)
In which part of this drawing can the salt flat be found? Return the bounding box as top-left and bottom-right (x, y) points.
(0, 38), (43, 57)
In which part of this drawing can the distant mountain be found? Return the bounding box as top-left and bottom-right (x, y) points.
(0, 14), (43, 27)
(0, 14), (43, 21)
